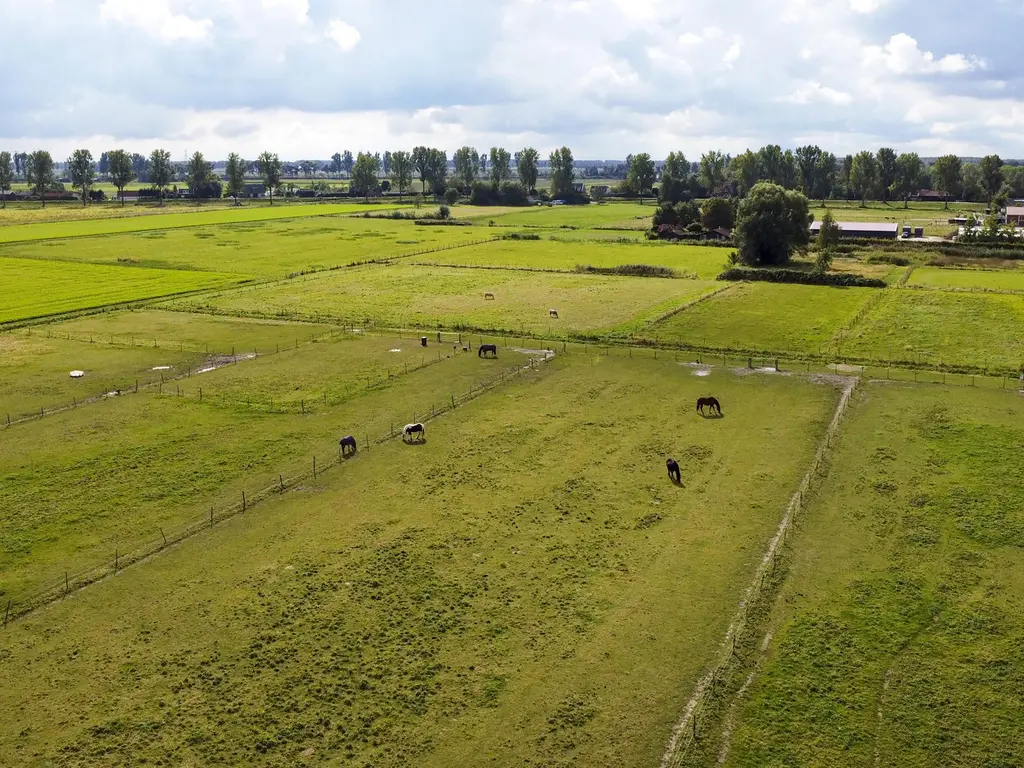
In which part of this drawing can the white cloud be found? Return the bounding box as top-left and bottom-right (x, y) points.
(723, 41), (742, 67)
(783, 81), (854, 106)
(325, 19), (361, 52)
(863, 33), (983, 75)
(849, 0), (888, 13)
(98, 0), (212, 42)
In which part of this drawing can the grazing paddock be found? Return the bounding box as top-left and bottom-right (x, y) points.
(0, 217), (489, 277)
(0, 357), (840, 767)
(906, 266), (1024, 292)
(416, 238), (732, 279)
(170, 264), (719, 336)
(650, 282), (878, 354)
(0, 339), (530, 604)
(717, 383), (1024, 767)
(480, 202), (656, 229)
(841, 290), (1024, 370)
(0, 256), (244, 324)
(0, 201), (403, 244)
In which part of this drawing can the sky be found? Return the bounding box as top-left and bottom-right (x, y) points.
(1, 0), (1021, 161)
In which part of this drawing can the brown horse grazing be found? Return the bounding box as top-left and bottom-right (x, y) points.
(478, 344), (498, 358)
(339, 435), (357, 456)
(696, 397), (722, 416)
(666, 458), (681, 484)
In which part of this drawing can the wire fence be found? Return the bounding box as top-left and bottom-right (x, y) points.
(2, 347), (554, 628)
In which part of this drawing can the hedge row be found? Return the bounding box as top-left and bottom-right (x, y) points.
(717, 267), (887, 288)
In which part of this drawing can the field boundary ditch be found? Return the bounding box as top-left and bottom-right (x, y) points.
(1, 347), (556, 627)
(660, 374), (859, 768)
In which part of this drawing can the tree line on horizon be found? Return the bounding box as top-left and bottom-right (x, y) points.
(1, 143), (1021, 210)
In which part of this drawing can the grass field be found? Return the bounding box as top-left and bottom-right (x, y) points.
(0, 335), (531, 603)
(809, 200), (987, 237)
(650, 283), (879, 354)
(0, 257), (244, 324)
(1, 216), (493, 277)
(716, 383), (1024, 767)
(0, 357), (839, 767)
(481, 202), (655, 229)
(907, 266), (1024, 292)
(841, 290), (1024, 370)
(415, 239), (732, 279)
(0, 198), (277, 226)
(0, 201), (403, 243)
(171, 264), (719, 336)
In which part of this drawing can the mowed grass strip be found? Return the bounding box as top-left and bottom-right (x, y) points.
(719, 384), (1024, 767)
(0, 358), (839, 767)
(417, 238), (732, 279)
(0, 257), (243, 324)
(841, 289), (1024, 369)
(1, 216), (490, 277)
(650, 282), (878, 354)
(0, 336), (530, 602)
(0, 201), (403, 243)
(907, 265), (1024, 292)
(172, 263), (719, 336)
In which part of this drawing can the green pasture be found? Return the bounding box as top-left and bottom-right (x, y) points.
(0, 335), (530, 603)
(480, 202), (655, 229)
(0, 312), (340, 418)
(0, 201), (403, 244)
(0, 198), (256, 227)
(809, 200), (986, 237)
(0, 357), (839, 767)
(841, 290), (1024, 370)
(650, 282), (878, 354)
(717, 383), (1024, 767)
(0, 257), (243, 324)
(907, 265), (1024, 292)
(415, 239), (732, 279)
(171, 263), (719, 336)
(2, 216), (492, 277)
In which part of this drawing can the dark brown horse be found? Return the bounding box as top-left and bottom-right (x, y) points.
(697, 397), (722, 416)
(478, 344), (498, 358)
(666, 458), (681, 484)
(339, 435), (357, 456)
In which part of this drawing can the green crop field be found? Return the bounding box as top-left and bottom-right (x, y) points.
(0, 257), (244, 324)
(170, 263), (719, 336)
(0, 201), (404, 244)
(907, 265), (1024, 292)
(650, 282), (879, 354)
(0, 199), (261, 226)
(481, 202), (655, 229)
(415, 238), (732, 278)
(841, 289), (1024, 370)
(714, 383), (1024, 767)
(1, 216), (493, 277)
(0, 357), (838, 767)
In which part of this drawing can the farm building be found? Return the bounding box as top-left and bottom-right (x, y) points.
(1005, 206), (1024, 226)
(912, 189), (947, 203)
(809, 221), (899, 239)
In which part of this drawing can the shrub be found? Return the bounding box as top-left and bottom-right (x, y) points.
(717, 267), (885, 287)
(502, 232), (541, 240)
(575, 264), (677, 278)
(817, 209), (841, 251)
(443, 188), (459, 205)
(700, 197), (734, 230)
(865, 253), (912, 266)
(813, 249), (834, 274)
(438, 204), (450, 219)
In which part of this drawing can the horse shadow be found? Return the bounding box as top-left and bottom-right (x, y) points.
(403, 437), (428, 446)
(698, 411), (725, 420)
(670, 476), (683, 487)
(340, 451), (358, 461)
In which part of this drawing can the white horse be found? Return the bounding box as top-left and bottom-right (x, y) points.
(403, 423), (425, 441)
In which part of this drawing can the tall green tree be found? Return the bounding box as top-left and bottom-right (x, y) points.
(849, 151), (878, 207)
(382, 151), (392, 177)
(426, 148), (448, 194)
(756, 145), (786, 186)
(341, 150), (354, 177)
(794, 145), (822, 198)
(932, 154), (962, 209)
(961, 163), (984, 203)
(549, 146), (575, 198)
(489, 147), (511, 184)
(225, 152), (246, 201)
(98, 151), (110, 176)
(453, 146), (480, 190)
(699, 151), (728, 196)
(700, 197), (734, 231)
(815, 151), (838, 205)
(893, 152), (922, 208)
(734, 182), (812, 266)
(257, 151), (283, 205)
(841, 155), (853, 200)
(352, 152), (381, 202)
(730, 151), (760, 197)
(876, 147), (897, 202)
(412, 146), (430, 193)
(330, 152), (342, 176)
(660, 151), (690, 204)
(148, 148), (173, 203)
(107, 149), (135, 207)
(978, 154), (1003, 205)
(516, 147), (539, 191)
(67, 148), (96, 206)
(390, 150), (413, 200)
(26, 150), (55, 207)
(627, 152), (656, 203)
(0, 151), (12, 209)
(186, 151), (213, 199)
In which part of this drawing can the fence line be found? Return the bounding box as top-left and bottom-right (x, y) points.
(2, 348), (556, 627)
(660, 376), (859, 768)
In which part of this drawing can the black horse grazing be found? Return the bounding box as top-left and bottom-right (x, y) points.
(666, 458), (681, 484)
(339, 435), (357, 456)
(478, 344), (498, 358)
(697, 397), (722, 416)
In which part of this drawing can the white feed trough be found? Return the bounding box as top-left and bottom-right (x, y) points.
(70, 370), (85, 378)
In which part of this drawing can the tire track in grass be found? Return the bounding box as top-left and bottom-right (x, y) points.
(660, 373), (859, 768)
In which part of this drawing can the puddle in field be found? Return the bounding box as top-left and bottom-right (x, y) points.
(693, 369), (711, 377)
(390, 348), (402, 353)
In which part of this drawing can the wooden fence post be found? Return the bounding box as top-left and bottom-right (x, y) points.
(160, 528), (167, 546)
(242, 491), (246, 512)
(313, 456), (316, 478)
